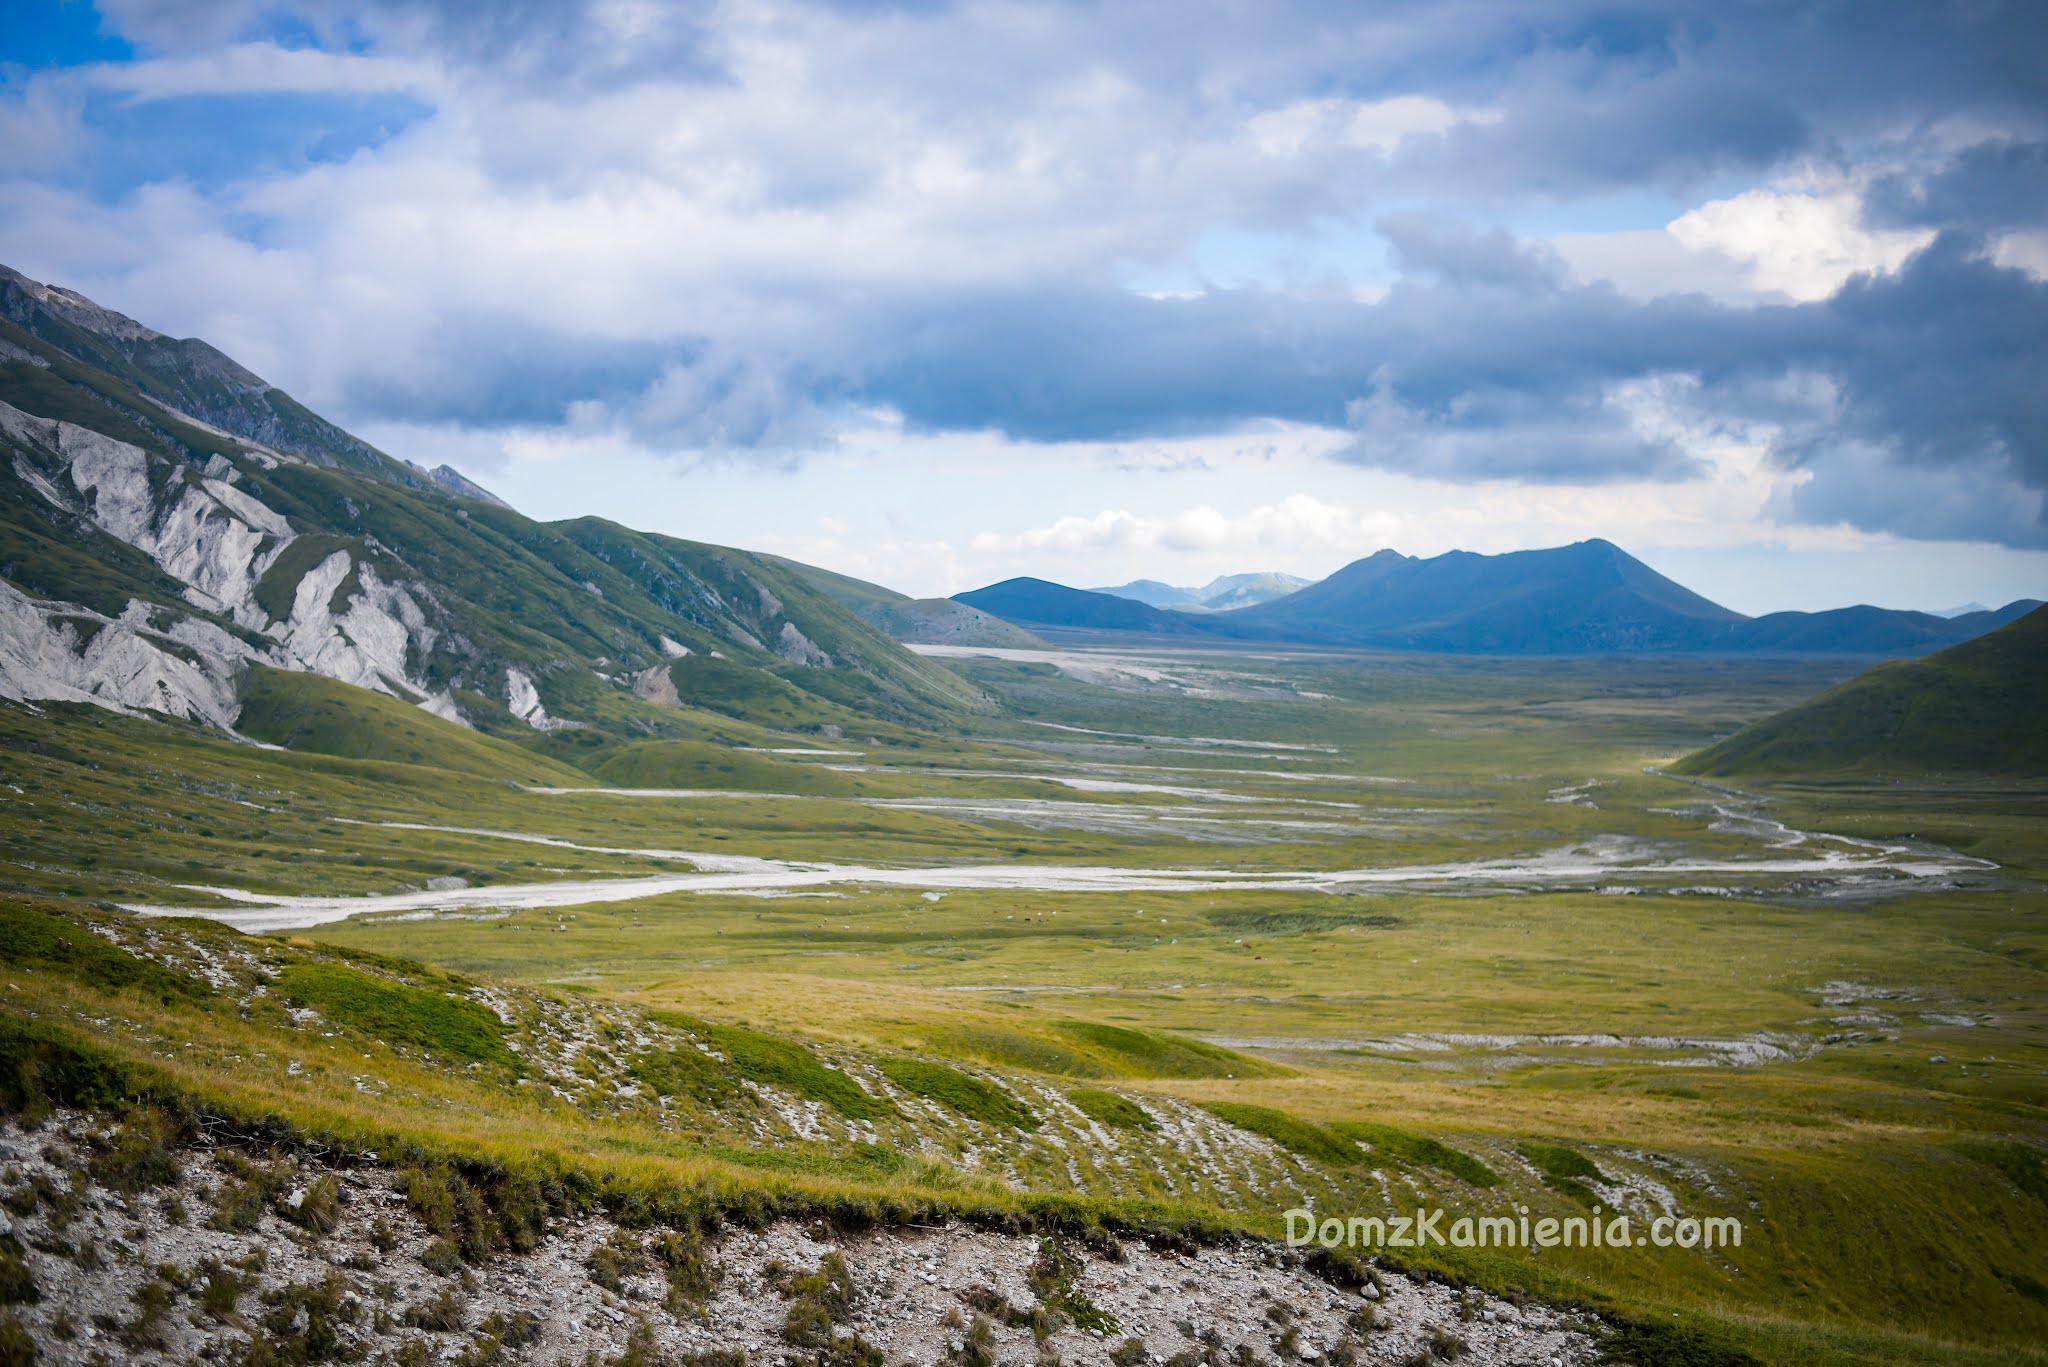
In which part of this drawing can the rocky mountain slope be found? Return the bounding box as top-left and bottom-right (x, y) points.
(0, 265), (986, 740)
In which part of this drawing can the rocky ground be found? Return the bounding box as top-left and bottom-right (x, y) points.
(0, 1111), (1602, 1367)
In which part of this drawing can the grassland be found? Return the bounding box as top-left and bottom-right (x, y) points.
(2, 644), (2044, 1365)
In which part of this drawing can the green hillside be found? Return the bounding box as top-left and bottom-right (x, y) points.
(1675, 604), (2048, 777)
(234, 665), (591, 785)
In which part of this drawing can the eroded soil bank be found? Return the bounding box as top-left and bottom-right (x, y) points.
(0, 1112), (1599, 1366)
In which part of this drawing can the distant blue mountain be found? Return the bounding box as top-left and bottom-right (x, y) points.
(954, 578), (1205, 634)
(956, 541), (2041, 656)
(1087, 579), (1205, 608)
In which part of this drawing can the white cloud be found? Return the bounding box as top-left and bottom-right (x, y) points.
(1245, 94), (1496, 158)
(1667, 184), (1935, 302)
(86, 44), (446, 102)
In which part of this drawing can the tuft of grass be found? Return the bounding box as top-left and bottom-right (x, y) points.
(0, 1013), (148, 1120)
(1599, 1317), (1765, 1367)
(283, 1173), (344, 1235)
(1518, 1142), (1606, 1204)
(878, 1058), (1036, 1130)
(1067, 1089), (1157, 1131)
(400, 1163), (551, 1265)
(1329, 1122), (1497, 1187)
(671, 1016), (890, 1120)
(0, 903), (206, 1005)
(1958, 1140), (2048, 1207)
(1199, 1103), (1361, 1167)
(628, 1037), (737, 1108)
(1051, 1022), (1274, 1080)
(275, 963), (520, 1071)
(86, 1106), (187, 1196)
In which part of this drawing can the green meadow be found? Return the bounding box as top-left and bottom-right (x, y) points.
(3, 644), (2045, 1365)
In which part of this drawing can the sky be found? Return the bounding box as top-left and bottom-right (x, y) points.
(2, 0), (2046, 613)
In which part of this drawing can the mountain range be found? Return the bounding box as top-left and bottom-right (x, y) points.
(958, 542), (2040, 656)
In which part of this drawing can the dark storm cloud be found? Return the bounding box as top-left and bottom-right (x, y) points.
(1866, 140), (2048, 234)
(833, 229), (2045, 540)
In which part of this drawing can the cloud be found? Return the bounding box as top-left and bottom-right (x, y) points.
(85, 43), (445, 102)
(0, 0), (2043, 552)
(1337, 375), (1700, 484)
(1668, 184), (1935, 302)
(971, 495), (1401, 557)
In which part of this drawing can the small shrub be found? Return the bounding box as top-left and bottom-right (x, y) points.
(261, 1272), (358, 1361)
(0, 1314), (34, 1367)
(420, 1238), (463, 1277)
(1111, 1336), (1150, 1367)
(480, 1310), (542, 1348)
(651, 1228), (718, 1310)
(947, 1314), (997, 1367)
(121, 1277), (175, 1351)
(399, 1162), (548, 1263)
(1027, 1237), (1118, 1337)
(0, 1237), (33, 1306)
(210, 1175), (272, 1232)
(405, 1285), (468, 1332)
(588, 1229), (645, 1293)
(87, 1107), (186, 1195)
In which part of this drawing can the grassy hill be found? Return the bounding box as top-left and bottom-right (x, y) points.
(1674, 604), (2048, 777)
(772, 556), (1049, 648)
(234, 665), (591, 785)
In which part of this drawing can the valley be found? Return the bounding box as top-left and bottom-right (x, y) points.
(6, 635), (2046, 1367)
(1, 261), (2044, 1367)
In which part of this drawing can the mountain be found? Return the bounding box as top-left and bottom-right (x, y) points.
(1195, 571), (1311, 611)
(1933, 602), (1989, 619)
(1674, 604), (2048, 777)
(1722, 601), (2040, 654)
(1089, 579), (1205, 608)
(959, 542), (2038, 656)
(953, 577), (1204, 635)
(770, 557), (1049, 649)
(1211, 539), (1747, 652)
(0, 263), (986, 740)
(1088, 573), (1311, 611)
